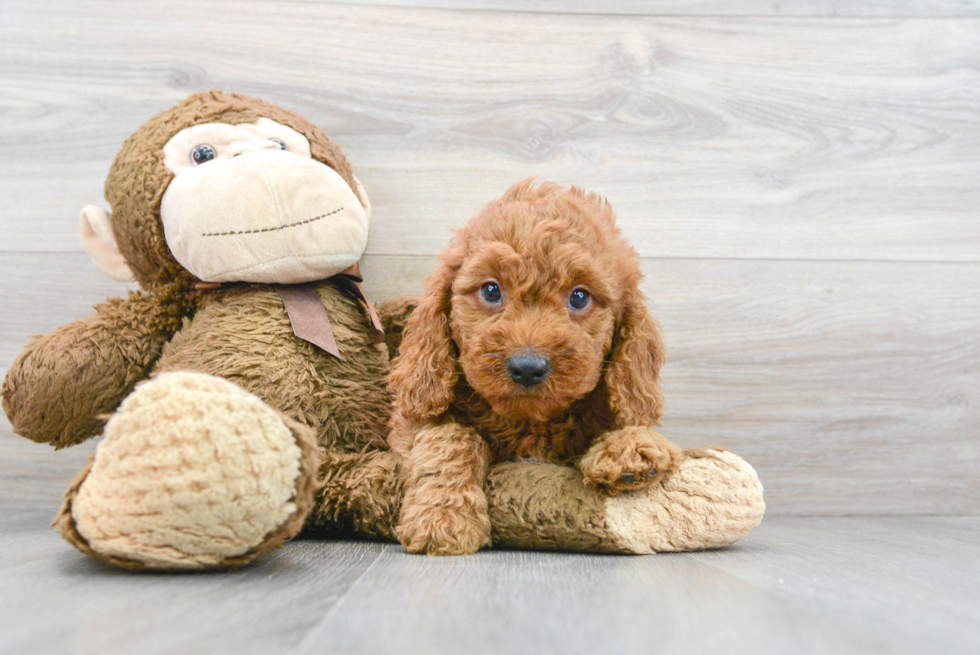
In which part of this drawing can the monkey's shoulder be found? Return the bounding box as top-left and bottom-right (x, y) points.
(156, 282), (387, 370)
(194, 281), (371, 332)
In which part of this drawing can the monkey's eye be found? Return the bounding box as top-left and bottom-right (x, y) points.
(269, 138), (287, 150)
(568, 288), (591, 311)
(480, 281), (502, 305)
(190, 144), (217, 165)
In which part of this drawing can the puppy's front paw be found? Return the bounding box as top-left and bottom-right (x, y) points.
(396, 502), (491, 556)
(579, 427), (684, 496)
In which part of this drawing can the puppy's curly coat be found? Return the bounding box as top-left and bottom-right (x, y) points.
(389, 179), (684, 555)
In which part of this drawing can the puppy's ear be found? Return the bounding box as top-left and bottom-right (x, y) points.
(604, 290), (667, 427)
(389, 252), (460, 419)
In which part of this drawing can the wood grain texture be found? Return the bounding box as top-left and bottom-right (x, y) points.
(3, 253), (977, 514)
(295, 516), (980, 655)
(332, 0), (980, 17)
(1, 510), (978, 655)
(0, 508), (386, 655)
(1, 2), (979, 262)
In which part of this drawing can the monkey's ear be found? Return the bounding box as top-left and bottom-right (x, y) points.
(79, 205), (134, 282)
(353, 176), (372, 221)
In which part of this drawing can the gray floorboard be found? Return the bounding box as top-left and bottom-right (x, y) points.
(1, 509), (977, 655)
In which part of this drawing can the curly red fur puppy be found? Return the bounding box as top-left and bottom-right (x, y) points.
(388, 179), (683, 555)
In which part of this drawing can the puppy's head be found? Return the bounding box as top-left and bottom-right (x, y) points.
(391, 179), (666, 425)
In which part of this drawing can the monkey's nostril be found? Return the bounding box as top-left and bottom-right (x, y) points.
(506, 350), (551, 388)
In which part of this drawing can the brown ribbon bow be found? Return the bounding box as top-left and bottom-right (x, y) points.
(194, 263), (384, 360)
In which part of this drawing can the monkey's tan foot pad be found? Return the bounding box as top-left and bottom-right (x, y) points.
(487, 448), (764, 554)
(54, 371), (320, 570)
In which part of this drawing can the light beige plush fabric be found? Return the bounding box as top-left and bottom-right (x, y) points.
(159, 119), (369, 285)
(71, 372), (306, 569)
(161, 119), (314, 171)
(604, 448), (765, 553)
(79, 205), (134, 281)
(486, 447), (763, 554)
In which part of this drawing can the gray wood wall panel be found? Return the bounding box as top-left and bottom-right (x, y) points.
(0, 1), (977, 516)
(329, 1), (980, 17)
(2, 3), (979, 262)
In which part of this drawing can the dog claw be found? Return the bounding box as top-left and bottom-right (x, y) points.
(617, 469), (659, 486)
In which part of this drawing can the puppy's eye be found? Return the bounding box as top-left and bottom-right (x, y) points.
(190, 144), (217, 165)
(568, 288), (591, 311)
(270, 138), (287, 150)
(480, 282), (502, 304)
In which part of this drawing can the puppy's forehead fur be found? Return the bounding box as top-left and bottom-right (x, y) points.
(451, 180), (641, 306)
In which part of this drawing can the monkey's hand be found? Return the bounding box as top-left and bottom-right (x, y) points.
(2, 284), (195, 449)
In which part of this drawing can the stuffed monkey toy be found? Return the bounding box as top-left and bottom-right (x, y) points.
(2, 91), (764, 569)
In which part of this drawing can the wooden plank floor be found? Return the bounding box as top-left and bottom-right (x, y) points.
(1, 508), (977, 655)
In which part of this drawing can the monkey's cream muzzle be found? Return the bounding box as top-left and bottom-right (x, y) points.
(159, 119), (370, 284)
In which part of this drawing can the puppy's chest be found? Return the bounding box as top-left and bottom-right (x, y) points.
(460, 405), (605, 464)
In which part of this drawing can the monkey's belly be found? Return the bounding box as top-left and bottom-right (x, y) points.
(153, 283), (391, 452)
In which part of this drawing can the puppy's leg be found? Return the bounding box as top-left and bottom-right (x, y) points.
(396, 423), (492, 555)
(578, 427), (684, 496)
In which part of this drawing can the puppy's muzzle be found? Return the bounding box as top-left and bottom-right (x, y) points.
(506, 349), (551, 388)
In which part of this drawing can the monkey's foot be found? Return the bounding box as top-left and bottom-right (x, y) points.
(55, 371), (320, 570)
(488, 448), (765, 553)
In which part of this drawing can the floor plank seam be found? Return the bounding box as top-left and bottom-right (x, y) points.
(288, 543), (390, 654)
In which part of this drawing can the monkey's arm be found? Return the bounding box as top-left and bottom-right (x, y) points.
(308, 449), (764, 553)
(1, 285), (195, 449)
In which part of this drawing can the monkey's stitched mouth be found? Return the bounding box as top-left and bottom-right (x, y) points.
(200, 207), (345, 237)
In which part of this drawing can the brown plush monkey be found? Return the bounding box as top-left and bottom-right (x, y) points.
(2, 91), (764, 569)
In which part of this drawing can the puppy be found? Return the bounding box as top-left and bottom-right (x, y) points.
(388, 179), (683, 555)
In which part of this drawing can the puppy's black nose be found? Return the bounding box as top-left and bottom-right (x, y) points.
(507, 350), (551, 387)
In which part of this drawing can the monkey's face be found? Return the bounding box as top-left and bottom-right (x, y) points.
(158, 118), (369, 284)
